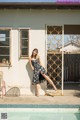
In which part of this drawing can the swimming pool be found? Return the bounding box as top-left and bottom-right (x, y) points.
(0, 105), (80, 120)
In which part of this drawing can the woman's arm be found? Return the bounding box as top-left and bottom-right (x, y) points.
(29, 57), (34, 70)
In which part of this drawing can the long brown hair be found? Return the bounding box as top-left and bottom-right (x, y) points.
(31, 48), (38, 59)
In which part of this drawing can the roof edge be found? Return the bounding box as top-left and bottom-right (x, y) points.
(0, 2), (80, 10)
(0, 2), (80, 5)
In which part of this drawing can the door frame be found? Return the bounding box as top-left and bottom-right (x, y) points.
(45, 24), (64, 95)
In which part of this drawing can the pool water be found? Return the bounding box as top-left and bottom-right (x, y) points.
(8, 112), (80, 120)
(0, 108), (80, 120)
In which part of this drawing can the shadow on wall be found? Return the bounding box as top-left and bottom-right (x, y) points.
(26, 61), (35, 95)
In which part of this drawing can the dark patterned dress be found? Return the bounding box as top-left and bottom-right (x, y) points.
(31, 59), (47, 85)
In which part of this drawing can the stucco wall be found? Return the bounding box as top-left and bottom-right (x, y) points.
(0, 9), (80, 95)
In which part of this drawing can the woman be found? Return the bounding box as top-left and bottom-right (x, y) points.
(29, 48), (57, 96)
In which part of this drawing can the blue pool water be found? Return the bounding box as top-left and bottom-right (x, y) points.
(0, 108), (80, 120)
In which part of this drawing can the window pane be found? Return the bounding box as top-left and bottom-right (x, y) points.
(21, 30), (28, 38)
(47, 26), (62, 51)
(0, 56), (10, 63)
(0, 29), (10, 65)
(22, 48), (28, 56)
(47, 26), (62, 35)
(22, 39), (28, 47)
(20, 29), (29, 57)
(0, 38), (10, 46)
(0, 30), (9, 37)
(0, 47), (10, 55)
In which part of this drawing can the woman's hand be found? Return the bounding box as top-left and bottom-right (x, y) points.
(32, 66), (34, 71)
(29, 57), (34, 71)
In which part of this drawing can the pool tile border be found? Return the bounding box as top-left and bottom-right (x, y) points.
(0, 104), (80, 108)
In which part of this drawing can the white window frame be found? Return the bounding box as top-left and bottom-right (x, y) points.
(19, 28), (30, 59)
(0, 27), (12, 67)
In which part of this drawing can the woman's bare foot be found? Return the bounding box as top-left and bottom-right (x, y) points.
(35, 93), (39, 97)
(53, 90), (61, 95)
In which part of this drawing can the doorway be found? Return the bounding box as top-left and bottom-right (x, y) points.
(64, 25), (80, 90)
(46, 25), (63, 95)
(46, 25), (80, 94)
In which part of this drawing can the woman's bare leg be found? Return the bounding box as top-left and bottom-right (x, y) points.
(41, 72), (57, 91)
(35, 84), (40, 96)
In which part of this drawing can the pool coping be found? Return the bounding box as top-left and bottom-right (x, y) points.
(0, 104), (80, 108)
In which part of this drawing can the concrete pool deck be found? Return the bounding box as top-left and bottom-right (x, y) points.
(0, 90), (80, 105)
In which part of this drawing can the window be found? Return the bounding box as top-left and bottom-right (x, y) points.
(20, 29), (29, 58)
(0, 29), (11, 66)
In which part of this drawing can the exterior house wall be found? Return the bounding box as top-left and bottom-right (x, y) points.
(60, 44), (80, 52)
(0, 9), (80, 95)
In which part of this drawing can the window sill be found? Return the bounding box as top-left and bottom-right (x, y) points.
(19, 56), (29, 59)
(0, 63), (12, 67)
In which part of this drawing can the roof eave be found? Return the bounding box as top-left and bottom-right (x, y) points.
(0, 2), (80, 9)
